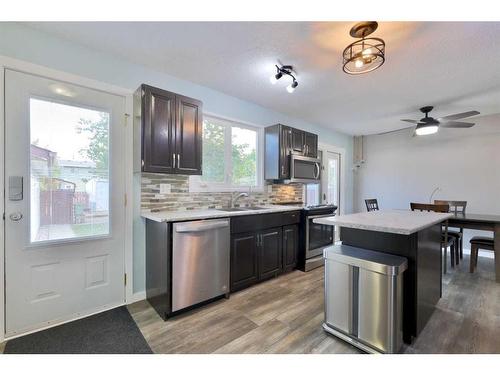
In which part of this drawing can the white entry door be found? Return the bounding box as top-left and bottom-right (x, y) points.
(5, 70), (126, 336)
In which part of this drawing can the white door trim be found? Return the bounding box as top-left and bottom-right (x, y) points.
(318, 142), (346, 216)
(0, 55), (134, 342)
(0, 64), (4, 344)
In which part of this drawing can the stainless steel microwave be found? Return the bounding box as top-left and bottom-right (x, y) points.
(289, 154), (321, 183)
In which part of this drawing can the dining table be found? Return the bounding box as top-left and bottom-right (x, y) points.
(447, 212), (500, 282)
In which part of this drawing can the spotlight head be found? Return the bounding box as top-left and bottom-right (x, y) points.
(286, 80), (298, 93)
(270, 71), (283, 84)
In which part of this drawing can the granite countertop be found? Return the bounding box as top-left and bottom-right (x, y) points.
(314, 210), (452, 235)
(141, 204), (303, 223)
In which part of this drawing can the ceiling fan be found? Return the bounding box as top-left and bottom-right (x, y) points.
(378, 106), (480, 136)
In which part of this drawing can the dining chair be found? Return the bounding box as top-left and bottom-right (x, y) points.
(435, 200), (467, 262)
(410, 202), (458, 273)
(365, 199), (379, 212)
(469, 236), (494, 273)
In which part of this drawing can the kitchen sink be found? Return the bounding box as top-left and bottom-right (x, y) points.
(242, 206), (266, 210)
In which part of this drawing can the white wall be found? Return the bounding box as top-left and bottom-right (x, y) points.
(354, 114), (500, 247)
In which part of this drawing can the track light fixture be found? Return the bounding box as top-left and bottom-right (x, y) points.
(270, 64), (299, 93)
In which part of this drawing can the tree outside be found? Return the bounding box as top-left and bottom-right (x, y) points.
(202, 121), (257, 186)
(77, 112), (110, 178)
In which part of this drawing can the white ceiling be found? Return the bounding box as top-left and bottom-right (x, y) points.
(26, 22), (500, 135)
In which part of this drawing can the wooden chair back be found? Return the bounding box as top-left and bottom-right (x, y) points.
(410, 202), (450, 213)
(365, 199), (379, 212)
(434, 200), (467, 214)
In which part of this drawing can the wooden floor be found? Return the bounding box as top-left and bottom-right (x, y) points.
(129, 253), (500, 354)
(1, 254), (498, 354)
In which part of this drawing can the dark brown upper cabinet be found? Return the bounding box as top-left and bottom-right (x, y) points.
(137, 84), (202, 175)
(175, 95), (203, 174)
(304, 132), (318, 158)
(290, 128), (305, 154)
(264, 124), (290, 180)
(264, 124), (318, 180)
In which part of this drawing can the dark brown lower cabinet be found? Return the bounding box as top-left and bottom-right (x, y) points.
(230, 212), (301, 292)
(230, 232), (259, 292)
(259, 227), (283, 281)
(283, 224), (299, 272)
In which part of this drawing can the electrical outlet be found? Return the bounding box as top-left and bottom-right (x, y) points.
(159, 183), (171, 194)
(267, 185), (273, 193)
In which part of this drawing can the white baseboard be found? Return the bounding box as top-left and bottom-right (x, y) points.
(129, 291), (146, 304)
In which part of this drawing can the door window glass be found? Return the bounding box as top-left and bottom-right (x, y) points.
(327, 156), (339, 206)
(30, 98), (110, 242)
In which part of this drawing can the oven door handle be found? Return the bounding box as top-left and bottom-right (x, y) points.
(308, 213), (335, 220)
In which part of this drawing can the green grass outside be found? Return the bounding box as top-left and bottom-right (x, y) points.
(71, 222), (109, 237)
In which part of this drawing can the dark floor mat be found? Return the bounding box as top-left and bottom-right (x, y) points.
(4, 306), (153, 354)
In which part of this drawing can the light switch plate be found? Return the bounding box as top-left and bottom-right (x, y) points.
(159, 183), (171, 194)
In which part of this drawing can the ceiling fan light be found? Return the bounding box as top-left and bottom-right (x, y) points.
(415, 124), (439, 136)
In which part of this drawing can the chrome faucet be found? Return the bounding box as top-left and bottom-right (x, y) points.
(231, 192), (249, 208)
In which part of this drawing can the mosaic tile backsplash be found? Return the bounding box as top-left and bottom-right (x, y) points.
(141, 173), (304, 212)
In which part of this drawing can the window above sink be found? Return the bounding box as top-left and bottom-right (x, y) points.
(189, 115), (264, 193)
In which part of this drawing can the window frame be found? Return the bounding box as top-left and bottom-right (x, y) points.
(189, 114), (264, 193)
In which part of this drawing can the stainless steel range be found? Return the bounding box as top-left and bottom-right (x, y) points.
(301, 204), (337, 271)
(272, 202), (337, 272)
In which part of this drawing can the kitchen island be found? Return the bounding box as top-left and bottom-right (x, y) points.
(315, 210), (452, 343)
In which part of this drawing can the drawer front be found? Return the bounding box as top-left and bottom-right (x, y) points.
(231, 212), (284, 234)
(282, 210), (301, 225)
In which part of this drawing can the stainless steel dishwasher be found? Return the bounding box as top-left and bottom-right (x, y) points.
(172, 218), (230, 312)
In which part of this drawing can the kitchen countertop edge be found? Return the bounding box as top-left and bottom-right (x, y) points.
(141, 205), (304, 223)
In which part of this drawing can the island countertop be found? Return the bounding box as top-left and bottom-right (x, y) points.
(314, 210), (452, 235)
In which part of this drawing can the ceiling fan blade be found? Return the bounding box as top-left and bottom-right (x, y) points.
(440, 121), (475, 128)
(439, 110), (480, 121)
(401, 119), (419, 124)
(376, 126), (415, 136)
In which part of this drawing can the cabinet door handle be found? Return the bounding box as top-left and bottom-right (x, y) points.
(173, 153), (176, 168)
(177, 153), (180, 168)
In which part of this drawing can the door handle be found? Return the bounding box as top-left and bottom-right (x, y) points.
(173, 153), (176, 168)
(314, 163), (320, 179)
(9, 212), (23, 221)
(177, 154), (180, 168)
